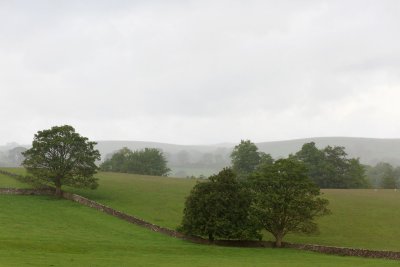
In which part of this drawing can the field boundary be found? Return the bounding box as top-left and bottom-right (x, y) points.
(0, 188), (55, 195)
(1, 170), (400, 260)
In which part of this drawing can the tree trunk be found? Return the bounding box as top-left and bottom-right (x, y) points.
(275, 234), (283, 248)
(55, 179), (62, 197)
(208, 233), (214, 243)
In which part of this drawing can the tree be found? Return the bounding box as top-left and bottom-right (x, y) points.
(250, 158), (330, 247)
(179, 168), (260, 241)
(295, 142), (368, 188)
(381, 164), (398, 189)
(257, 152), (274, 170)
(22, 125), (101, 196)
(100, 147), (170, 176)
(231, 140), (262, 179)
(346, 159), (369, 188)
(294, 142), (326, 186)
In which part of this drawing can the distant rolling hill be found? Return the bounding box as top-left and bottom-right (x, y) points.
(96, 137), (400, 177)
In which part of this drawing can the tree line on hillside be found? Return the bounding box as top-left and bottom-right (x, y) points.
(231, 140), (380, 189)
(100, 147), (170, 176)
(14, 124), (400, 200)
(101, 139), (398, 189)
(366, 162), (400, 189)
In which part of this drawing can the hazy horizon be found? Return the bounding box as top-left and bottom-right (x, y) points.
(4, 135), (400, 148)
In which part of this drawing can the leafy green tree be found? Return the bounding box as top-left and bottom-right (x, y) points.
(179, 168), (260, 241)
(294, 142), (326, 186)
(295, 142), (368, 188)
(346, 159), (369, 188)
(381, 165), (398, 189)
(100, 147), (170, 176)
(231, 140), (273, 179)
(257, 152), (274, 170)
(250, 158), (330, 247)
(22, 125), (101, 196)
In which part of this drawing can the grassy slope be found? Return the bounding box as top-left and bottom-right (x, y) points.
(284, 189), (400, 250)
(1, 195), (396, 267)
(3, 168), (400, 251)
(0, 172), (31, 188)
(74, 172), (400, 251)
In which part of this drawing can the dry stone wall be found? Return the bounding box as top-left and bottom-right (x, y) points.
(285, 243), (400, 260)
(0, 188), (54, 195)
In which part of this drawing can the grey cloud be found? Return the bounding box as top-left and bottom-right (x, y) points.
(1, 1), (400, 144)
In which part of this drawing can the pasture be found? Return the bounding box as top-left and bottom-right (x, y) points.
(1, 167), (400, 266)
(53, 170), (400, 251)
(0, 194), (398, 267)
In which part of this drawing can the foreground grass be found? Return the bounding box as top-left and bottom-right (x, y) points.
(0, 195), (397, 267)
(3, 168), (400, 251)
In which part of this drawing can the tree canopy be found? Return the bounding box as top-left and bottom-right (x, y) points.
(179, 168), (260, 241)
(22, 125), (101, 196)
(230, 140), (273, 179)
(294, 142), (368, 188)
(366, 162), (400, 189)
(250, 158), (330, 247)
(100, 147), (170, 176)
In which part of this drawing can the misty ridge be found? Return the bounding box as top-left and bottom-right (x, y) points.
(4, 137), (400, 178)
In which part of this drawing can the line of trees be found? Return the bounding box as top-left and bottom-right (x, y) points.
(294, 142), (368, 188)
(100, 147), (170, 176)
(230, 140), (369, 188)
(366, 162), (400, 189)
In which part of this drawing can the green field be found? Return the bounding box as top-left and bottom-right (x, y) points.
(0, 169), (400, 266)
(0, 195), (397, 267)
(2, 168), (400, 251)
(62, 171), (400, 251)
(0, 172), (31, 188)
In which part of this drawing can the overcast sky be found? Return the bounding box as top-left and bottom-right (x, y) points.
(1, 0), (400, 145)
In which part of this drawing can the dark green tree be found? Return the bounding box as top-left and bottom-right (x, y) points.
(250, 158), (330, 247)
(295, 142), (368, 188)
(231, 140), (273, 179)
(100, 147), (132, 172)
(179, 168), (260, 241)
(100, 147), (170, 176)
(257, 152), (274, 170)
(381, 165), (398, 189)
(22, 125), (101, 196)
(346, 159), (369, 188)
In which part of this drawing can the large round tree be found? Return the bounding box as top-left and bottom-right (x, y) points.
(250, 158), (330, 247)
(22, 125), (101, 196)
(179, 168), (260, 241)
